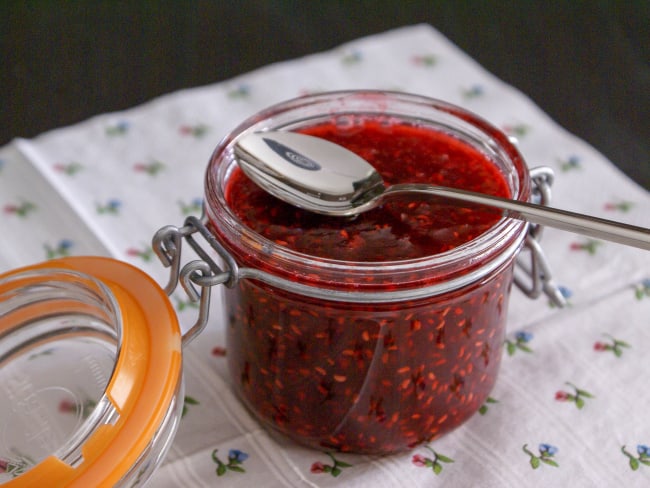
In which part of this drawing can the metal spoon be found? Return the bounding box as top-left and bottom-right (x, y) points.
(234, 131), (650, 250)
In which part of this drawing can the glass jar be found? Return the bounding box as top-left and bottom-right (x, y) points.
(197, 91), (536, 454)
(0, 257), (183, 487)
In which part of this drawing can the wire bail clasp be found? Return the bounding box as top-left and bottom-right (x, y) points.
(153, 216), (237, 346)
(514, 166), (567, 307)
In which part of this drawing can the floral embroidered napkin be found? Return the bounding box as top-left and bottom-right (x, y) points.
(1, 24), (649, 487)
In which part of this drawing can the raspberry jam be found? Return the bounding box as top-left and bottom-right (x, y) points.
(205, 91), (530, 453)
(226, 121), (510, 261)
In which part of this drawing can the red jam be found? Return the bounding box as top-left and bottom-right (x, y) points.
(226, 121), (510, 261)
(215, 120), (516, 453)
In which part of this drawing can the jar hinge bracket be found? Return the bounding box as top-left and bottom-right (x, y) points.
(513, 166), (567, 307)
(152, 215), (238, 346)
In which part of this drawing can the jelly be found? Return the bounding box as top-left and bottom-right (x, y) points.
(225, 121), (510, 262)
(206, 94), (528, 454)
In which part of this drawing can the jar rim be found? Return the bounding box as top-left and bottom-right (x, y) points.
(205, 90), (531, 292)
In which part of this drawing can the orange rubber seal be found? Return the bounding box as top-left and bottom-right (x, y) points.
(1, 257), (182, 487)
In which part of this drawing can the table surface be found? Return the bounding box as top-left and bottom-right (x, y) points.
(1, 2), (649, 189)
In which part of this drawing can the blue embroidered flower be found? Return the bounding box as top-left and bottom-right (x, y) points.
(212, 448), (248, 476)
(341, 49), (363, 64)
(178, 197), (203, 215)
(461, 84), (484, 99)
(559, 155), (581, 172)
(45, 239), (74, 259)
(106, 120), (130, 136)
(539, 444), (558, 456)
(60, 239), (73, 250)
(515, 331), (533, 343)
(227, 84), (251, 99)
(228, 450), (249, 463)
(505, 331), (533, 355)
(96, 199), (122, 215)
(637, 445), (650, 457)
(523, 443), (559, 469)
(622, 444), (650, 470)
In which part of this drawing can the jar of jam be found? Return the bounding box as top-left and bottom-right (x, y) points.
(154, 90), (561, 454)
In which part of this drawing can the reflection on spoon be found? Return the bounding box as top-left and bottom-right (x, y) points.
(234, 131), (650, 250)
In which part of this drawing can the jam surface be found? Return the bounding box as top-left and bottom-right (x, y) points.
(226, 121), (510, 261)
(218, 120), (515, 453)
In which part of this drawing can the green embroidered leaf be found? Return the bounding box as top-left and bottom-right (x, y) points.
(518, 344), (533, 353)
(530, 456), (540, 469)
(541, 458), (559, 467)
(629, 458), (640, 471)
(229, 465), (246, 473)
(575, 397), (585, 409)
(506, 342), (516, 356)
(576, 389), (594, 398)
(185, 396), (200, 405)
(331, 467), (342, 477)
(478, 405), (488, 415)
(640, 459), (650, 467)
(432, 462), (443, 475)
(436, 454), (454, 463)
(217, 464), (227, 476)
(337, 461), (353, 468)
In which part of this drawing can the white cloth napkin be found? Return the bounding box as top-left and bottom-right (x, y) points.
(1, 24), (649, 487)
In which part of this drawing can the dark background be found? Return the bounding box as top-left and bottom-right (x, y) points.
(2, 1), (648, 189)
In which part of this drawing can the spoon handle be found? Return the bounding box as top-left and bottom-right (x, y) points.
(386, 184), (650, 250)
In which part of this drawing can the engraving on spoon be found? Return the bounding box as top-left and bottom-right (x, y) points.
(263, 137), (321, 171)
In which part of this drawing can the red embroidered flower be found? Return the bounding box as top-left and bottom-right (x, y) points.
(412, 454), (427, 467)
(555, 391), (570, 401)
